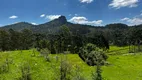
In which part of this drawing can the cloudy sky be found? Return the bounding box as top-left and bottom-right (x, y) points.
(0, 0), (142, 26)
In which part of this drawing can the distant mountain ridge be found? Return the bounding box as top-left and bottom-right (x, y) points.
(1, 22), (34, 31)
(0, 16), (141, 34)
(0, 16), (94, 34)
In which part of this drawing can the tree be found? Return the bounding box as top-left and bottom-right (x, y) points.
(0, 30), (9, 51)
(8, 29), (21, 50)
(21, 29), (33, 50)
(79, 43), (108, 66)
(92, 64), (102, 80)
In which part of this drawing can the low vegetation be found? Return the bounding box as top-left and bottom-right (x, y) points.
(0, 46), (142, 80)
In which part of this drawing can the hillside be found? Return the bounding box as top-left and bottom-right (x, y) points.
(0, 16), (92, 34)
(1, 46), (142, 80)
(0, 22), (34, 31)
(1, 16), (142, 35)
(0, 16), (131, 34)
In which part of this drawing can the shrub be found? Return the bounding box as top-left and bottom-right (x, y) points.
(31, 49), (36, 57)
(19, 63), (31, 80)
(60, 58), (72, 80)
(79, 43), (108, 66)
(73, 65), (85, 80)
(52, 55), (72, 80)
(0, 58), (10, 74)
(92, 65), (102, 80)
(40, 48), (51, 62)
(0, 62), (9, 74)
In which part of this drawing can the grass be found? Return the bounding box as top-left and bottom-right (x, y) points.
(0, 46), (142, 80)
(102, 54), (142, 80)
(108, 46), (129, 55)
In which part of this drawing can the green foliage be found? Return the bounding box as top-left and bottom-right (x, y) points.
(73, 65), (85, 80)
(0, 30), (9, 51)
(0, 60), (9, 74)
(0, 22), (33, 31)
(0, 29), (33, 51)
(40, 48), (51, 62)
(105, 23), (128, 29)
(60, 58), (72, 80)
(92, 65), (102, 80)
(0, 48), (142, 80)
(21, 29), (33, 50)
(0, 53), (10, 74)
(79, 43), (108, 66)
(19, 63), (31, 80)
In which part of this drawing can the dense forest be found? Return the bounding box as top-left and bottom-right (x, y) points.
(1, 16), (142, 52)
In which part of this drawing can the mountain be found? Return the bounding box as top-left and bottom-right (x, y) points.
(32, 16), (68, 33)
(0, 22), (34, 31)
(0, 16), (93, 34)
(0, 16), (136, 35)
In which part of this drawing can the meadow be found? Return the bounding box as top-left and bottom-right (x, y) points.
(0, 46), (142, 80)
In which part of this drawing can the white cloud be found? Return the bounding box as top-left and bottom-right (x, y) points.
(9, 15), (18, 19)
(31, 22), (38, 25)
(40, 14), (45, 18)
(69, 16), (103, 25)
(121, 17), (142, 25)
(121, 13), (142, 25)
(79, 0), (94, 3)
(121, 17), (130, 21)
(46, 15), (61, 20)
(109, 0), (139, 9)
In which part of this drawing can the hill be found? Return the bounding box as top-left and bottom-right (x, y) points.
(0, 22), (34, 31)
(0, 16), (105, 34)
(1, 16), (142, 36)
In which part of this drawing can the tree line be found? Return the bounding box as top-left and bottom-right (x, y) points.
(0, 26), (109, 52)
(1, 23), (142, 52)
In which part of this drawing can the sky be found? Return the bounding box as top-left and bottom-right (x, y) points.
(0, 0), (142, 26)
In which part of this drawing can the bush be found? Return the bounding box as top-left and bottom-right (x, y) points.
(92, 65), (102, 80)
(79, 43), (108, 66)
(40, 48), (51, 62)
(0, 62), (9, 74)
(0, 57), (10, 74)
(52, 55), (72, 80)
(73, 65), (85, 80)
(19, 63), (31, 80)
(60, 58), (72, 80)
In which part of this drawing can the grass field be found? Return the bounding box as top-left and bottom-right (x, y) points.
(0, 46), (142, 80)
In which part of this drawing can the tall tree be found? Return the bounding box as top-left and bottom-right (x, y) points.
(0, 30), (9, 51)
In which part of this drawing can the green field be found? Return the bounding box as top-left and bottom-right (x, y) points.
(0, 46), (142, 80)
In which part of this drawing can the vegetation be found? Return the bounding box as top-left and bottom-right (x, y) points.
(79, 43), (108, 66)
(0, 47), (142, 80)
(1, 16), (142, 80)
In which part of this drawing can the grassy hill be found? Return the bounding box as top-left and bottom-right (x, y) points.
(0, 46), (142, 80)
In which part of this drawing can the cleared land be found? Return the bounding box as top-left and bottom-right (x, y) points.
(0, 46), (142, 80)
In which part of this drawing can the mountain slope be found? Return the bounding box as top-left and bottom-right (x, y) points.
(0, 16), (136, 34)
(0, 22), (34, 31)
(0, 16), (92, 34)
(32, 16), (68, 33)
